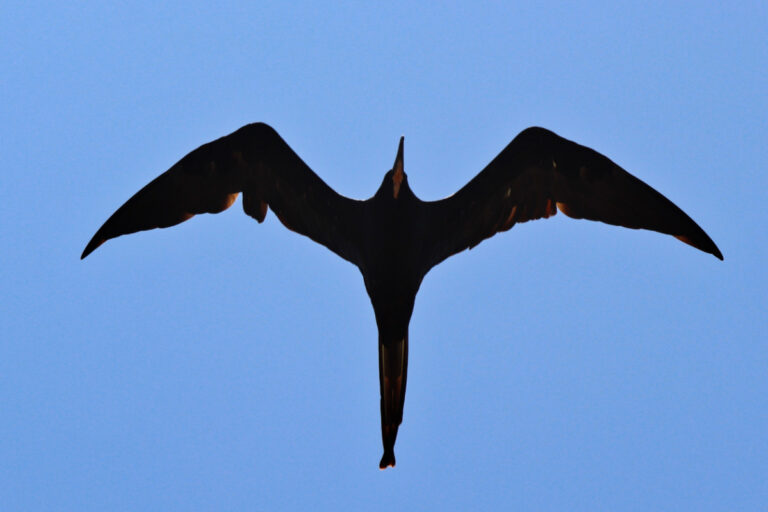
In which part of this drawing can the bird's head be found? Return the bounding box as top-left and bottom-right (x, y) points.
(377, 136), (409, 201)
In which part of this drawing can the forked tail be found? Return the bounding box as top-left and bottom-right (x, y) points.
(378, 333), (408, 469)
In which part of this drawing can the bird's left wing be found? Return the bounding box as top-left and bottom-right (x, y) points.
(420, 127), (722, 270)
(82, 123), (364, 265)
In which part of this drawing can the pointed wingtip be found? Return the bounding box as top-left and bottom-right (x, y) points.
(708, 236), (724, 260)
(674, 233), (723, 261)
(81, 237), (103, 259)
(701, 234), (723, 260)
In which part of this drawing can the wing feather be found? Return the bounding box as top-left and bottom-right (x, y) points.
(422, 127), (722, 269)
(82, 123), (363, 264)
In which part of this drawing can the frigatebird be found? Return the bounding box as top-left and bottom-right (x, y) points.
(82, 123), (722, 468)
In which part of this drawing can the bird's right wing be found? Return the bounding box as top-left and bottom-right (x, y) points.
(82, 123), (364, 265)
(420, 127), (722, 270)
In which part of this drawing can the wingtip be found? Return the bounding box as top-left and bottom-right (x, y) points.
(709, 236), (724, 260)
(673, 234), (723, 261)
(81, 237), (104, 260)
(704, 236), (723, 260)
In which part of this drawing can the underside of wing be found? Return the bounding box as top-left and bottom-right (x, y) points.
(82, 123), (364, 265)
(423, 127), (722, 268)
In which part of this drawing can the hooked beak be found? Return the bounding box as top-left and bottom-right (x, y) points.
(392, 136), (404, 198)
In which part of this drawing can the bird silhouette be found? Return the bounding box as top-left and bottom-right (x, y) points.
(82, 123), (722, 468)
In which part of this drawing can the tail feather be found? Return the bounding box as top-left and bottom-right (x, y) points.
(378, 334), (408, 469)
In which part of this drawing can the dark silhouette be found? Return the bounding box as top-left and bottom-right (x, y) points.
(82, 123), (722, 468)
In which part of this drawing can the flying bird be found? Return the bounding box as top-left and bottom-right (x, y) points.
(82, 123), (723, 468)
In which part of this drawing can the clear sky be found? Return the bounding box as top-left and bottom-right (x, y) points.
(1, 1), (766, 510)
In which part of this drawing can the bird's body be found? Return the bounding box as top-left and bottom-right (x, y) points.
(82, 123), (722, 468)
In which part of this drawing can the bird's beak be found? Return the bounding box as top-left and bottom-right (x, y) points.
(392, 136), (404, 199)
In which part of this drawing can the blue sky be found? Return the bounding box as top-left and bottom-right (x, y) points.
(1, 1), (766, 510)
